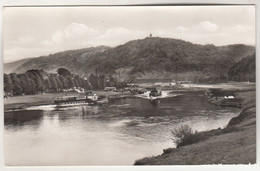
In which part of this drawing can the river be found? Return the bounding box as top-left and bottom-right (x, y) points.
(4, 91), (240, 165)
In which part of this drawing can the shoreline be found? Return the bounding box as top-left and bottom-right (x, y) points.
(134, 88), (256, 165)
(3, 91), (132, 111)
(3, 88), (203, 112)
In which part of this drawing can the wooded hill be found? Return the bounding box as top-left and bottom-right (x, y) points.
(13, 46), (111, 75)
(5, 37), (255, 83)
(228, 53), (255, 82)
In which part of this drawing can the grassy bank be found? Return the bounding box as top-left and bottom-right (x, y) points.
(134, 88), (256, 165)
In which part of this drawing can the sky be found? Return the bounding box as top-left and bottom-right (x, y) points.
(3, 5), (255, 63)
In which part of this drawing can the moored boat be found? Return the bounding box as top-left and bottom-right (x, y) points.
(96, 95), (109, 104)
(149, 87), (162, 100)
(53, 95), (89, 106)
(86, 92), (109, 104)
(53, 92), (108, 106)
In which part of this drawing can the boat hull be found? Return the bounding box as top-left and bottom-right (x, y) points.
(54, 98), (108, 106)
(149, 95), (162, 100)
(54, 100), (90, 107)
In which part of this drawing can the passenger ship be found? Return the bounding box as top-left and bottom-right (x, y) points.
(53, 92), (108, 106)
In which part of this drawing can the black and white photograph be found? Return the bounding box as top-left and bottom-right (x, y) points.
(2, 5), (256, 166)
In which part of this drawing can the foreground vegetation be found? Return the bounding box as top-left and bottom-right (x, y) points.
(135, 88), (256, 165)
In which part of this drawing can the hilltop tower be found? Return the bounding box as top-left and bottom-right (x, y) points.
(150, 33), (152, 37)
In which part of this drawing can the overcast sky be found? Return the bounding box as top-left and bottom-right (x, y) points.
(3, 5), (255, 63)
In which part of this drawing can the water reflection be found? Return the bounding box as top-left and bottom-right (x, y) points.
(150, 99), (160, 107)
(82, 105), (99, 115)
(4, 92), (240, 165)
(5, 110), (43, 127)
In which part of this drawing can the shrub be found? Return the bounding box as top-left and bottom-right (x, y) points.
(171, 125), (198, 148)
(163, 148), (174, 154)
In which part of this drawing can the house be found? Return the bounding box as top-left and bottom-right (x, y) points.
(104, 87), (117, 91)
(224, 95), (235, 99)
(82, 75), (88, 80)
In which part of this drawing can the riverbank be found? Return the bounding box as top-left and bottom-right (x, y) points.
(3, 86), (205, 112)
(134, 88), (256, 165)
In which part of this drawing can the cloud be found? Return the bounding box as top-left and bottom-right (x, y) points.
(36, 23), (101, 54)
(196, 21), (219, 32)
(18, 36), (36, 44)
(51, 23), (99, 43)
(45, 26), (148, 49)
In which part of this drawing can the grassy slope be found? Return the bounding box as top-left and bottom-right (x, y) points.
(135, 89), (256, 165)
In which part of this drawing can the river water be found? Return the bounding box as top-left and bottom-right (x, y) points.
(4, 91), (240, 165)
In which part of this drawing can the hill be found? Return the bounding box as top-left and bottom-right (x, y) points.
(11, 37), (255, 82)
(13, 46), (111, 75)
(4, 58), (33, 74)
(83, 37), (255, 82)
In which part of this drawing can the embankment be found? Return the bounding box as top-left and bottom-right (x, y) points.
(134, 89), (256, 165)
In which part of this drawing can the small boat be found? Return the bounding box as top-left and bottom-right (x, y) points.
(96, 95), (109, 104)
(85, 91), (99, 102)
(86, 92), (109, 104)
(149, 88), (162, 100)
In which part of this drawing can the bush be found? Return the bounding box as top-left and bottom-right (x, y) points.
(163, 148), (174, 154)
(171, 125), (198, 148)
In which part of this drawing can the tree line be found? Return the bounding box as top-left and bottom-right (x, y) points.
(4, 68), (126, 96)
(88, 73), (127, 90)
